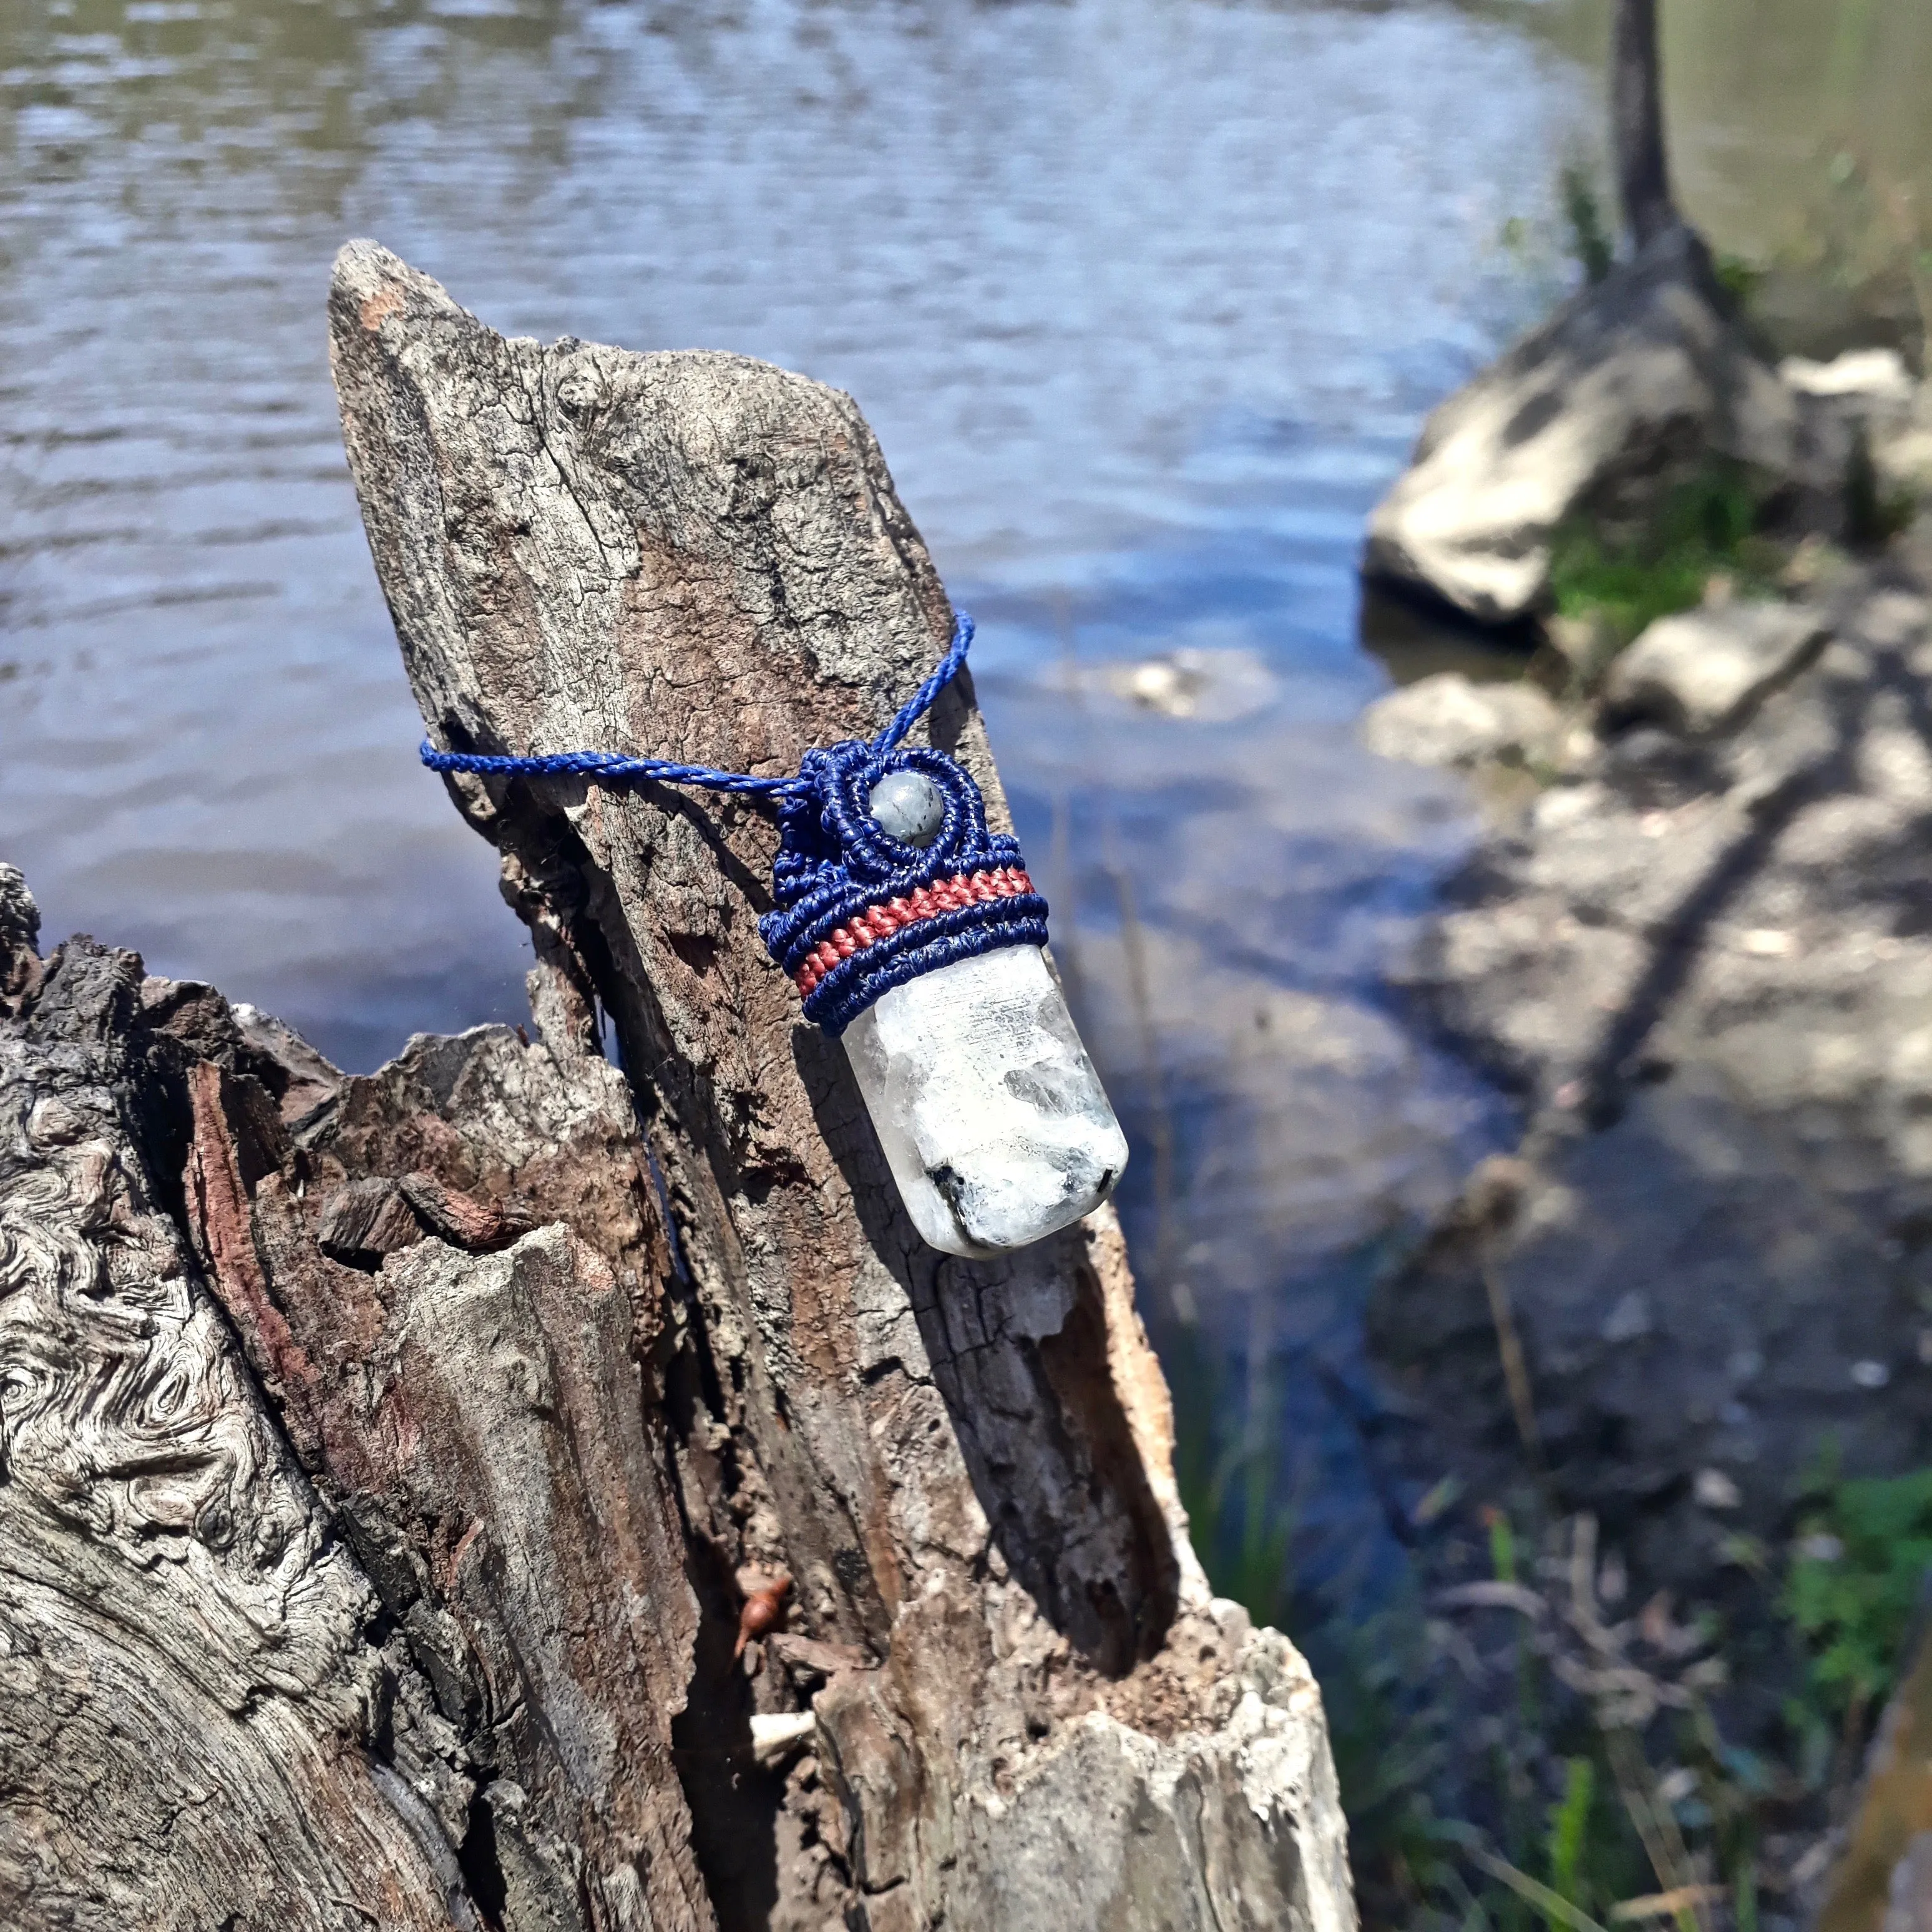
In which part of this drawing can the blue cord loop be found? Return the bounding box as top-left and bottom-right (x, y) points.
(417, 743), (811, 798)
(419, 613), (1048, 1033)
(419, 612), (977, 799)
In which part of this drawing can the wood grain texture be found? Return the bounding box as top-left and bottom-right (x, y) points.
(328, 242), (1355, 1932)
(0, 233), (1360, 1930)
(189, 1018), (714, 1932)
(1, 864), (716, 1930)
(0, 927), (480, 1932)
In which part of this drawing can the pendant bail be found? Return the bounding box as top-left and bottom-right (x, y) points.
(757, 740), (1049, 1035)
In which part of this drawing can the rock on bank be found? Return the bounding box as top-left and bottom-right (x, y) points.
(1364, 226), (1806, 627)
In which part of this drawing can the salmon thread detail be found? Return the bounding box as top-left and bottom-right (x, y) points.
(794, 868), (1036, 1000)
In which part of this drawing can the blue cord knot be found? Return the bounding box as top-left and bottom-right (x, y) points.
(759, 738), (1047, 1034)
(418, 613), (1048, 1033)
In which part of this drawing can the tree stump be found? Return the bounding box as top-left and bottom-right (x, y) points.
(1612, 0), (1678, 251)
(0, 245), (1354, 1932)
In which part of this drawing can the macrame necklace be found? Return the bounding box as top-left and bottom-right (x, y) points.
(422, 614), (1127, 1259)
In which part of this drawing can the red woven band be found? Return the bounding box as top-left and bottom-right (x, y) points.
(793, 867), (1036, 1000)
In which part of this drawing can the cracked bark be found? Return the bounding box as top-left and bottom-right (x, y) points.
(1, 877), (711, 1930)
(0, 241), (1355, 1932)
(326, 239), (1354, 1932)
(0, 914), (486, 1931)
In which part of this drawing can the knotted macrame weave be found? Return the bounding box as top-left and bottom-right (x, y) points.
(420, 613), (1048, 1034)
(758, 739), (1046, 1034)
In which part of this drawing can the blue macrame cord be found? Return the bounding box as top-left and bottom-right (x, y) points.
(419, 613), (1050, 1035)
(419, 612), (978, 800)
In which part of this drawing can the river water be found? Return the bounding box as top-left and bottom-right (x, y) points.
(4, 0), (1926, 1584)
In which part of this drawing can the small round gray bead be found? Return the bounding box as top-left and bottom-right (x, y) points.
(869, 769), (946, 847)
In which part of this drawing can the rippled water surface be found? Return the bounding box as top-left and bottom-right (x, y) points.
(4, 0), (1568, 1212)
(7, 0), (1923, 1566)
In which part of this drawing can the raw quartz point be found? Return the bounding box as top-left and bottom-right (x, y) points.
(841, 944), (1128, 1256)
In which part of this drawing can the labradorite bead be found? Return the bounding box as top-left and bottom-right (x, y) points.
(868, 769), (946, 847)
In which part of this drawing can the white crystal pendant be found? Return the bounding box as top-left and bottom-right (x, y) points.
(841, 944), (1129, 1257)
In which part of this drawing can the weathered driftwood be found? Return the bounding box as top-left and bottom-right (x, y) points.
(0, 908), (464, 1929)
(0, 872), (712, 1930)
(328, 241), (1352, 1929)
(0, 242), (1353, 1932)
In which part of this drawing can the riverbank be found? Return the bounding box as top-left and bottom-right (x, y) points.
(1339, 232), (1932, 1927)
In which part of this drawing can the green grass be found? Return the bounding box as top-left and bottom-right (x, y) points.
(1783, 1461), (1932, 1718)
(1714, 253), (1769, 315)
(1166, 1330), (1932, 1928)
(1546, 462), (1782, 651)
(1560, 164), (1614, 287)
(1545, 1757), (1596, 1925)
(1166, 1325), (1297, 1631)
(1168, 1348), (1657, 1930)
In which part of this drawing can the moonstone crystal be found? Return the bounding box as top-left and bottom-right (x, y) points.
(867, 769), (946, 846)
(841, 944), (1128, 1256)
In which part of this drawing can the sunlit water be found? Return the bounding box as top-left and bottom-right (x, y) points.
(9, 0), (1916, 1591)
